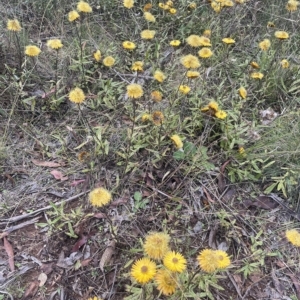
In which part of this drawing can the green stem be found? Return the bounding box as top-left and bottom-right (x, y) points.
(54, 50), (59, 99)
(75, 23), (86, 85)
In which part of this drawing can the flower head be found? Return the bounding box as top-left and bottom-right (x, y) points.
(124, 0), (134, 8)
(189, 2), (197, 9)
(155, 269), (177, 295)
(68, 10), (80, 22)
(208, 101), (219, 111)
(186, 71), (200, 79)
(281, 59), (289, 69)
(154, 70), (166, 82)
(144, 3), (152, 11)
(239, 87), (247, 99)
(141, 30), (156, 40)
(77, 1), (92, 12)
(69, 87), (85, 104)
(181, 54), (200, 69)
(126, 84), (143, 99)
(197, 249), (218, 273)
(122, 41), (136, 50)
(131, 257), (157, 284)
(103, 56), (115, 67)
(89, 187), (112, 207)
(186, 35), (202, 47)
(286, 229), (300, 246)
(267, 21), (275, 27)
(170, 135), (183, 149)
(47, 39), (63, 50)
(275, 31), (289, 40)
(259, 39), (271, 51)
(151, 90), (163, 102)
(163, 251), (186, 272)
(211, 1), (222, 13)
(170, 40), (181, 47)
(25, 45), (41, 57)
(169, 8), (177, 14)
(131, 61), (144, 72)
(223, 0), (234, 6)
(250, 61), (260, 69)
(203, 29), (211, 37)
(141, 113), (151, 122)
(222, 37), (235, 44)
(152, 111), (164, 126)
(7, 19), (22, 32)
(198, 47), (213, 58)
(286, 0), (299, 12)
(144, 232), (170, 259)
(215, 250), (231, 269)
(144, 12), (156, 22)
(251, 72), (264, 79)
(88, 297), (103, 300)
(235, 0), (245, 3)
(93, 50), (101, 62)
(179, 85), (191, 94)
(215, 110), (227, 119)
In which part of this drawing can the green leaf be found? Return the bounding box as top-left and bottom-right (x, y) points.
(173, 150), (185, 160)
(134, 191), (142, 201)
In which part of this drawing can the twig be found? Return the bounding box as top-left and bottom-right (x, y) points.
(226, 271), (243, 299)
(0, 191), (89, 225)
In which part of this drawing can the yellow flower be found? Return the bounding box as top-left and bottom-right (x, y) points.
(131, 257), (157, 284)
(47, 39), (63, 50)
(238, 146), (246, 155)
(235, 0), (245, 3)
(131, 61), (144, 72)
(215, 110), (227, 119)
(166, 0), (173, 6)
(153, 70), (166, 82)
(181, 54), (200, 69)
(198, 249), (218, 273)
(211, 1), (222, 13)
(267, 21), (275, 27)
(141, 30), (156, 40)
(124, 0), (134, 8)
(93, 50), (101, 62)
(89, 187), (112, 207)
(275, 31), (289, 40)
(152, 111), (165, 126)
(286, 0), (299, 12)
(281, 59), (289, 69)
(189, 2), (197, 9)
(7, 19), (22, 32)
(259, 39), (271, 51)
(208, 101), (218, 111)
(170, 135), (183, 149)
(170, 40), (181, 47)
(198, 47), (213, 58)
(286, 229), (300, 247)
(141, 113), (151, 122)
(250, 61), (260, 69)
(144, 12), (156, 22)
(186, 35), (202, 47)
(155, 269), (177, 295)
(158, 3), (165, 9)
(223, 0), (234, 6)
(144, 232), (170, 259)
(103, 56), (115, 67)
(251, 72), (264, 79)
(25, 45), (41, 57)
(169, 8), (177, 14)
(163, 251), (186, 272)
(151, 90), (163, 102)
(77, 1), (92, 13)
(122, 41), (136, 50)
(88, 297), (103, 300)
(239, 87), (247, 99)
(126, 84), (143, 99)
(222, 37), (235, 44)
(68, 10), (80, 22)
(144, 3), (152, 11)
(69, 87), (85, 104)
(203, 29), (211, 37)
(198, 36), (212, 46)
(163, 4), (170, 10)
(179, 85), (191, 94)
(201, 106), (210, 112)
(215, 250), (231, 269)
(186, 71), (200, 79)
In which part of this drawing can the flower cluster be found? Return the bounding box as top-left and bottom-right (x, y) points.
(197, 249), (231, 273)
(201, 101), (228, 120)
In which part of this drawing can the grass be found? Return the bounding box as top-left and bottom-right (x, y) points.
(1, 0), (300, 299)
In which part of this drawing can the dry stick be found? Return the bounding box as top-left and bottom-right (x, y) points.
(226, 270), (243, 299)
(0, 191), (89, 225)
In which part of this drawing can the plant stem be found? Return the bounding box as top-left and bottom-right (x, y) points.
(75, 22), (86, 85)
(54, 50), (59, 99)
(14, 32), (22, 71)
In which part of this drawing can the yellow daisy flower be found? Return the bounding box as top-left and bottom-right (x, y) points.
(152, 111), (164, 126)
(211, 1), (222, 13)
(186, 35), (202, 47)
(126, 83), (143, 99)
(144, 232), (170, 259)
(93, 50), (101, 62)
(274, 31), (289, 40)
(68, 10), (80, 22)
(222, 37), (235, 44)
(215, 110), (227, 119)
(198, 36), (212, 46)
(181, 54), (200, 69)
(223, 0), (234, 7)
(131, 61), (144, 72)
(151, 90), (163, 102)
(122, 41), (136, 50)
(69, 87), (85, 104)
(259, 39), (271, 51)
(198, 47), (213, 58)
(215, 250), (231, 269)
(155, 269), (177, 295)
(186, 70), (200, 79)
(250, 61), (260, 69)
(77, 1), (92, 13)
(189, 2), (197, 9)
(124, 0), (134, 8)
(170, 40), (181, 47)
(239, 87), (247, 99)
(197, 249), (218, 273)
(286, 229), (300, 246)
(144, 12), (156, 22)
(267, 21), (275, 27)
(131, 257), (157, 284)
(158, 3), (165, 9)
(103, 56), (115, 67)
(286, 0), (299, 12)
(163, 251), (187, 272)
(169, 8), (177, 14)
(153, 70), (166, 82)
(47, 39), (63, 50)
(141, 30), (156, 40)
(89, 187), (112, 207)
(251, 72), (264, 79)
(143, 3), (152, 11)
(235, 0), (245, 3)
(7, 19), (22, 32)
(170, 135), (183, 149)
(281, 59), (289, 69)
(25, 45), (41, 57)
(179, 85), (191, 94)
(208, 101), (218, 111)
(203, 29), (211, 37)
(166, 0), (173, 6)
(141, 113), (151, 122)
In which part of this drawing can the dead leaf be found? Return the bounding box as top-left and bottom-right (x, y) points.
(40, 262), (53, 275)
(56, 251), (83, 268)
(287, 273), (300, 300)
(71, 234), (88, 253)
(203, 187), (215, 203)
(50, 170), (68, 181)
(99, 240), (116, 272)
(218, 160), (231, 193)
(93, 212), (107, 219)
(110, 198), (129, 207)
(244, 196), (278, 210)
(271, 269), (283, 296)
(80, 258), (92, 267)
(70, 179), (85, 186)
(38, 272), (47, 287)
(3, 236), (14, 271)
(22, 280), (39, 300)
(32, 159), (61, 168)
